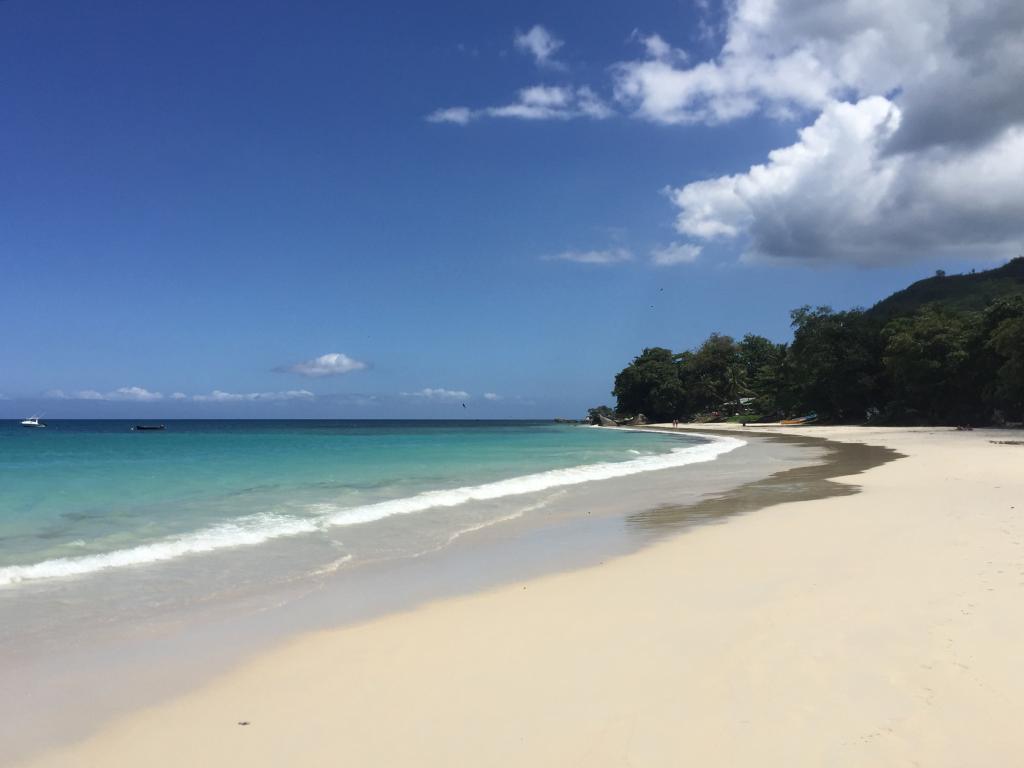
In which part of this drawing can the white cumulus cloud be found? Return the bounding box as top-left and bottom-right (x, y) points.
(277, 353), (367, 377)
(669, 97), (1024, 264)
(624, 0), (1024, 264)
(612, 0), (1023, 129)
(429, 2), (1024, 265)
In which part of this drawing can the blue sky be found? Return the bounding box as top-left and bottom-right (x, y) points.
(2, 0), (1020, 418)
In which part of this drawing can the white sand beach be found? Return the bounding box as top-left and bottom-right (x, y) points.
(16, 426), (1024, 767)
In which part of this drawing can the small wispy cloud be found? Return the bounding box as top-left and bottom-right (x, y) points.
(651, 242), (701, 266)
(544, 247), (634, 265)
(400, 388), (469, 400)
(427, 85), (612, 124)
(483, 392), (502, 401)
(488, 85), (573, 120)
(43, 387), (318, 403)
(426, 106), (473, 125)
(276, 352), (367, 377)
(427, 25), (617, 125)
(192, 390), (315, 403)
(113, 386), (163, 401)
(46, 386), (164, 401)
(514, 25), (564, 68)
(629, 31), (688, 62)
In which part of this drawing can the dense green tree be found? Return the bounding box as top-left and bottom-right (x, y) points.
(989, 317), (1024, 418)
(882, 307), (979, 422)
(612, 347), (686, 421)
(982, 297), (1024, 419)
(738, 334), (790, 414)
(684, 334), (745, 413)
(788, 306), (882, 420)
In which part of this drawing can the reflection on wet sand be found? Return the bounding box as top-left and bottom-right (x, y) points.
(629, 431), (902, 532)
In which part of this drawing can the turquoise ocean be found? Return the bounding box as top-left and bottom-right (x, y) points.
(0, 420), (740, 592)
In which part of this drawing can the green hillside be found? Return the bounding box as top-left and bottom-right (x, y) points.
(867, 257), (1024, 321)
(605, 256), (1024, 425)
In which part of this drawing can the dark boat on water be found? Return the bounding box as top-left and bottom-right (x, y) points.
(133, 424), (165, 431)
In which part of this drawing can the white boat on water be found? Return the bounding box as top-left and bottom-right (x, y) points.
(20, 416), (45, 428)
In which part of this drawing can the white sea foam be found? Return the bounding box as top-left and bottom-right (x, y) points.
(318, 434), (744, 527)
(446, 511), (525, 544)
(0, 434), (744, 587)
(0, 513), (320, 587)
(308, 553), (355, 577)
(444, 491), (564, 546)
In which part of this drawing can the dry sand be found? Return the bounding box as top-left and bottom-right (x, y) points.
(16, 426), (1024, 767)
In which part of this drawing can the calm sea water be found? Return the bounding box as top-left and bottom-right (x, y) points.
(0, 420), (733, 589)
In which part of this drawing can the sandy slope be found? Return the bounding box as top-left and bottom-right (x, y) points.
(17, 427), (1024, 767)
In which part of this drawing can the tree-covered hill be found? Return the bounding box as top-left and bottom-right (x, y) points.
(599, 258), (1024, 426)
(867, 256), (1024, 321)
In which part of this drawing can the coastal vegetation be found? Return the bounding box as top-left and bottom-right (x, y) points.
(599, 258), (1024, 425)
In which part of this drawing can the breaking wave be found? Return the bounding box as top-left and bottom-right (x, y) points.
(0, 434), (744, 586)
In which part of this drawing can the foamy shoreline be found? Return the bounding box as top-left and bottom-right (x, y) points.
(0, 430), (741, 587)
(15, 426), (1024, 766)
